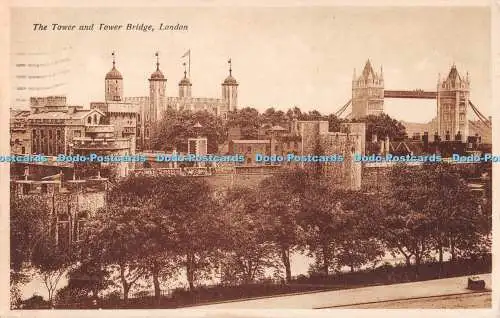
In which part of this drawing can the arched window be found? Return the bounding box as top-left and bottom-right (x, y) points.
(93, 114), (97, 124)
(87, 116), (92, 124)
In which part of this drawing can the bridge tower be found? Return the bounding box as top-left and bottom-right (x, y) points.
(352, 59), (384, 118)
(437, 65), (469, 142)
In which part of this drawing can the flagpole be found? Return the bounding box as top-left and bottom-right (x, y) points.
(188, 50), (191, 77)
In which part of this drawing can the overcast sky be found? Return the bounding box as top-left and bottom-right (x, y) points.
(11, 6), (490, 123)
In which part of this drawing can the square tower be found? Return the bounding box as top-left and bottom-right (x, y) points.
(437, 65), (470, 142)
(351, 60), (384, 118)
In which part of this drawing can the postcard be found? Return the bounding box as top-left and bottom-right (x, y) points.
(1, 1), (497, 317)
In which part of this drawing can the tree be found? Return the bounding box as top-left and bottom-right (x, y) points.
(298, 110), (323, 121)
(299, 180), (355, 276)
(334, 192), (385, 272)
(31, 236), (73, 305)
(377, 163), (488, 278)
(10, 195), (51, 280)
(106, 175), (182, 302)
(353, 114), (406, 141)
(220, 187), (279, 284)
(227, 107), (261, 139)
(326, 113), (344, 132)
(261, 107), (288, 125)
(151, 175), (222, 290)
(377, 165), (438, 274)
(10, 194), (58, 307)
(151, 108), (226, 153)
(258, 170), (307, 282)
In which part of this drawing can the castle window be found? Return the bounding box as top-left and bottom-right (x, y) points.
(21, 147), (25, 154)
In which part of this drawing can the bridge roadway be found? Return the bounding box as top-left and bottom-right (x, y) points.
(384, 90), (437, 99)
(190, 274), (491, 309)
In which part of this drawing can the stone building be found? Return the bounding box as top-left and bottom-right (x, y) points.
(10, 95), (138, 179)
(297, 121), (364, 190)
(115, 53), (239, 150)
(26, 96), (105, 156)
(229, 140), (271, 165)
(352, 60), (384, 118)
(10, 109), (31, 154)
(16, 96), (136, 158)
(228, 119), (365, 190)
(11, 179), (107, 252)
(437, 65), (470, 142)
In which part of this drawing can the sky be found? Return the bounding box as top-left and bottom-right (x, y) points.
(10, 6), (491, 123)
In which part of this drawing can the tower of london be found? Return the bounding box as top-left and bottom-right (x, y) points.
(103, 52), (239, 150)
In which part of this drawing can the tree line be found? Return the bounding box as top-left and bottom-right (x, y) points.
(10, 162), (491, 307)
(149, 107), (407, 153)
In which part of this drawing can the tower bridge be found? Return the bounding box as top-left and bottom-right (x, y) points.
(335, 60), (491, 142)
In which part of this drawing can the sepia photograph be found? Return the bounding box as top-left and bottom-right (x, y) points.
(5, 1), (495, 314)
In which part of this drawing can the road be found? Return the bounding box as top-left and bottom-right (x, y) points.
(192, 274), (491, 309)
(342, 292), (491, 309)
